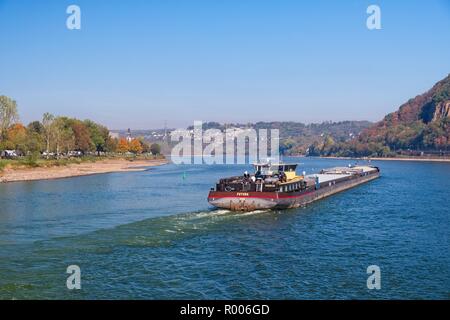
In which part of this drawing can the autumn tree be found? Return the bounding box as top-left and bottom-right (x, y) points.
(129, 138), (143, 154)
(7, 123), (27, 154)
(71, 120), (93, 153)
(0, 96), (168, 159)
(116, 138), (129, 153)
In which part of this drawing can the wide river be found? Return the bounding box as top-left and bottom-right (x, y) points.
(0, 158), (449, 299)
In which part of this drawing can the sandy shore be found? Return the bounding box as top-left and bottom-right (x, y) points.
(0, 158), (168, 183)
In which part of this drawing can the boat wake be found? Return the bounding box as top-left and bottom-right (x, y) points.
(47, 208), (273, 251)
(181, 208), (270, 219)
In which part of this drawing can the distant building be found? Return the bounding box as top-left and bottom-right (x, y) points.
(109, 132), (120, 139)
(126, 128), (132, 142)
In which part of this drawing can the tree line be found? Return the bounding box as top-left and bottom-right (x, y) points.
(0, 95), (161, 158)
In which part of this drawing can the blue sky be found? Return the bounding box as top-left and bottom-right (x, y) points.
(1, 0), (450, 129)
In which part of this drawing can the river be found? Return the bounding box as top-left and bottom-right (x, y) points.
(0, 158), (449, 299)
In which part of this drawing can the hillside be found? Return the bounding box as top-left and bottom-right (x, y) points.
(112, 72), (450, 159)
(186, 121), (372, 155)
(319, 74), (450, 157)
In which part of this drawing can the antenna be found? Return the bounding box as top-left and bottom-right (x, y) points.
(164, 120), (167, 142)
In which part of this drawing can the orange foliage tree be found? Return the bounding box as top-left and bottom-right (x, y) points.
(7, 123), (27, 152)
(116, 138), (129, 153)
(129, 138), (143, 154)
(8, 123), (27, 141)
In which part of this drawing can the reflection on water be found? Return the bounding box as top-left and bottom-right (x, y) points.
(0, 158), (449, 299)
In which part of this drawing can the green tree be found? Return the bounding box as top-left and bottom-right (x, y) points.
(26, 131), (44, 155)
(84, 120), (109, 155)
(42, 113), (55, 157)
(150, 143), (161, 155)
(0, 95), (19, 141)
(27, 121), (45, 135)
(52, 117), (74, 157)
(321, 135), (336, 156)
(105, 136), (118, 153)
(280, 138), (295, 155)
(137, 138), (150, 153)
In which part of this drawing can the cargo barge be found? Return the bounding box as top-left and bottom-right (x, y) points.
(208, 162), (380, 211)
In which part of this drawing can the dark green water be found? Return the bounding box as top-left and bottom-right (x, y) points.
(0, 158), (449, 299)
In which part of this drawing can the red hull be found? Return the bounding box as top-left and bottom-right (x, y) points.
(208, 171), (380, 211)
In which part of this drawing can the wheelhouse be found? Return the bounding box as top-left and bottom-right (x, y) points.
(253, 163), (298, 180)
(213, 162), (307, 194)
(253, 163), (297, 174)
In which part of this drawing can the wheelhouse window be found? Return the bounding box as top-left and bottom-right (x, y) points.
(284, 165), (297, 172)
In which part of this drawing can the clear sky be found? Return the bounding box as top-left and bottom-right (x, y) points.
(1, 0), (450, 129)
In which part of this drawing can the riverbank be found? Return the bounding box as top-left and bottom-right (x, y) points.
(0, 158), (168, 183)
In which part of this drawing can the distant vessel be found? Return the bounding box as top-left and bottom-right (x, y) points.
(208, 162), (380, 211)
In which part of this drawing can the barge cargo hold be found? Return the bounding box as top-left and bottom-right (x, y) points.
(207, 162), (380, 211)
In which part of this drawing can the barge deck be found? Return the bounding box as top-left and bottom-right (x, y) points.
(208, 163), (380, 211)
